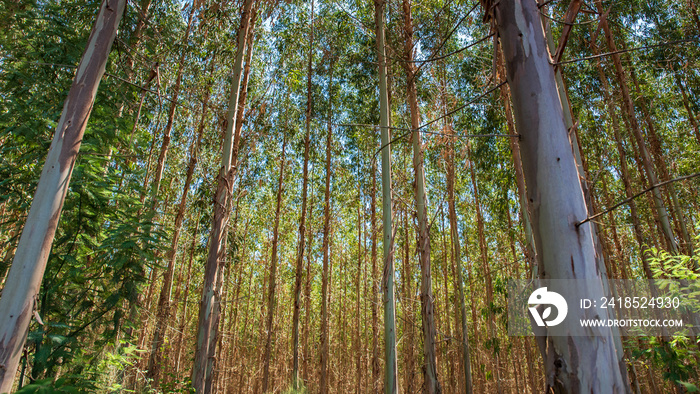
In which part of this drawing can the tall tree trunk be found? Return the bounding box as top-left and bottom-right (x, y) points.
(355, 188), (363, 394)
(439, 209), (454, 393)
(594, 0), (678, 254)
(539, 12), (630, 382)
(292, 1), (314, 388)
(320, 58), (335, 394)
(148, 5), (193, 212)
(302, 185), (316, 384)
(467, 142), (502, 394)
(374, 0), (398, 392)
(125, 0), (152, 80)
(370, 159), (381, 393)
(400, 0), (440, 392)
(0, 1), (126, 390)
(402, 210), (415, 393)
(446, 129), (473, 394)
(675, 73), (700, 148)
(496, 50), (537, 279)
(628, 67), (693, 255)
(192, 0), (255, 391)
(262, 138), (287, 393)
(492, 0), (627, 391)
(147, 46), (211, 386)
(174, 214), (200, 377)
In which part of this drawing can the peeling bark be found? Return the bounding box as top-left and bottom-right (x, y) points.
(491, 0), (628, 392)
(401, 0), (440, 391)
(192, 0), (255, 391)
(0, 1), (127, 391)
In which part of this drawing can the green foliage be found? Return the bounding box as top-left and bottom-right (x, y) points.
(15, 342), (141, 393)
(633, 232), (700, 387)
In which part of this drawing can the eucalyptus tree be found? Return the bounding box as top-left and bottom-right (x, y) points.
(400, 0), (441, 391)
(489, 0), (628, 391)
(320, 54), (335, 394)
(192, 0), (256, 391)
(262, 135), (288, 393)
(146, 4), (200, 384)
(0, 0), (127, 390)
(291, 0), (315, 388)
(592, 0), (678, 255)
(373, 0), (399, 393)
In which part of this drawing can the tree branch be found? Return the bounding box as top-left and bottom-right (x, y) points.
(576, 172), (700, 227)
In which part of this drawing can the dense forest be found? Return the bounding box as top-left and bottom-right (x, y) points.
(0, 0), (699, 392)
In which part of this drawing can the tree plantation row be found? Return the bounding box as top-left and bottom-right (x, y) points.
(0, 0), (699, 393)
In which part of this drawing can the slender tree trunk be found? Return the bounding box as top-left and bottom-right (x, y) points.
(292, 2), (314, 387)
(439, 210), (454, 393)
(147, 45), (211, 386)
(675, 73), (700, 148)
(467, 142), (502, 394)
(125, 0), (152, 79)
(302, 187), (316, 385)
(320, 58), (335, 394)
(594, 0), (678, 254)
(355, 188), (363, 394)
(370, 159), (381, 393)
(0, 1), (126, 390)
(262, 138), (287, 393)
(492, 0), (628, 391)
(591, 33), (656, 283)
(402, 210), (415, 394)
(446, 130), (473, 394)
(174, 214), (200, 377)
(374, 0), (398, 392)
(629, 67), (693, 255)
(192, 0), (255, 391)
(400, 0), (440, 391)
(148, 8), (192, 212)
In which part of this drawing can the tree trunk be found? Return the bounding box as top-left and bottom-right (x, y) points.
(492, 0), (628, 391)
(262, 138), (287, 393)
(594, 0), (678, 254)
(147, 34), (210, 385)
(174, 214), (200, 377)
(0, 1), (126, 390)
(125, 0), (152, 80)
(445, 127), (473, 394)
(292, 1), (314, 388)
(400, 0), (440, 392)
(629, 67), (693, 255)
(467, 142), (502, 394)
(302, 185), (316, 384)
(370, 159), (381, 393)
(402, 210), (415, 393)
(320, 58), (335, 394)
(374, 0), (398, 392)
(148, 5), (192, 211)
(192, 0), (255, 391)
(355, 189), (363, 394)
(675, 73), (700, 148)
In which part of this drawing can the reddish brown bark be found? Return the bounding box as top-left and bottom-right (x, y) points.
(0, 1), (127, 390)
